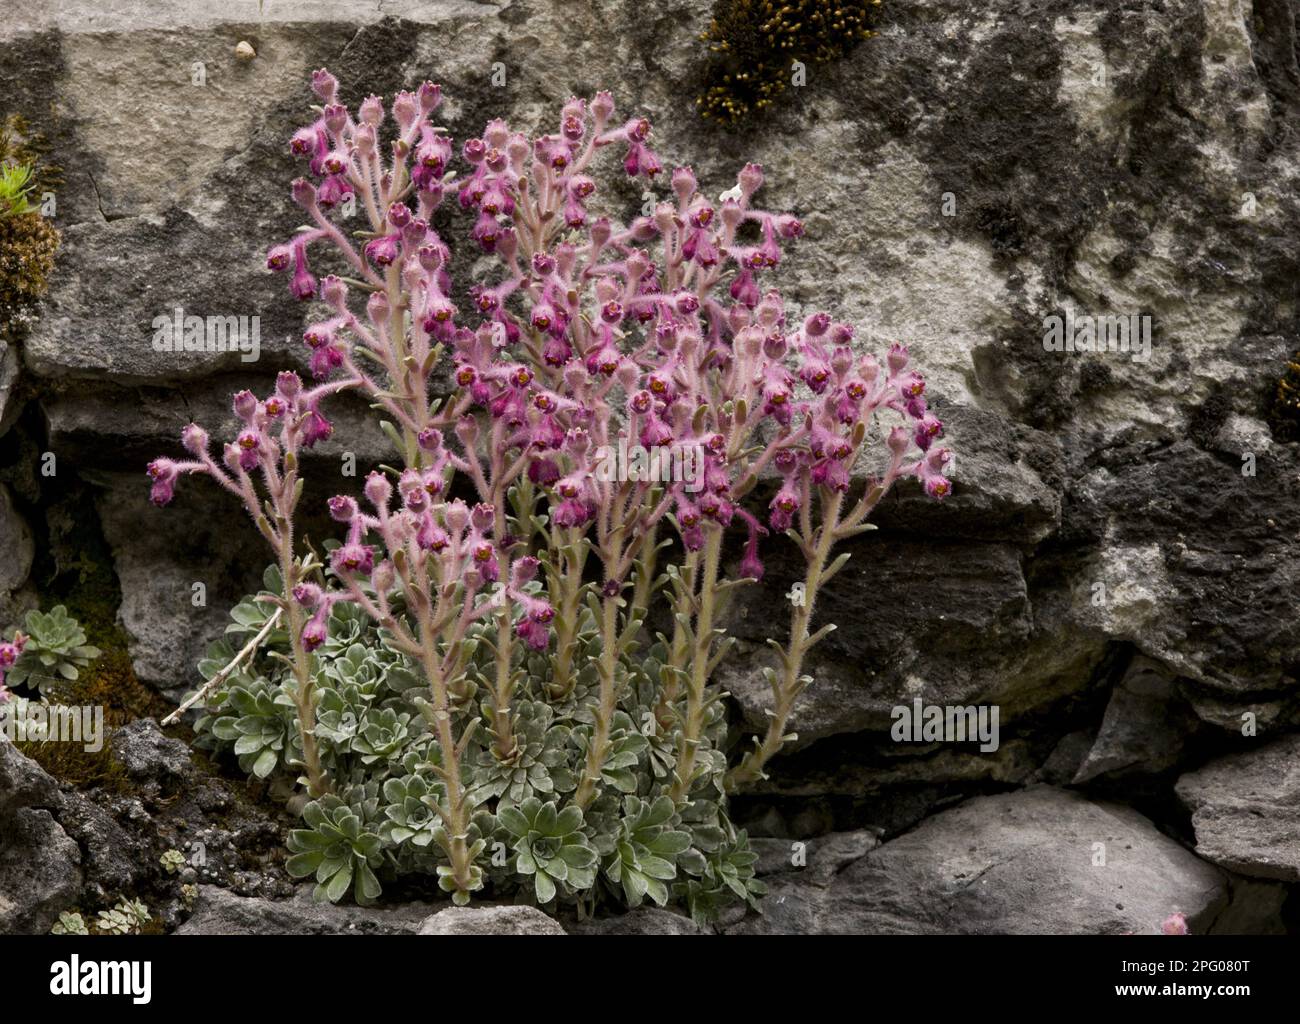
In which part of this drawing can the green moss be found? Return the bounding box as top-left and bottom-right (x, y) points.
(697, 0), (882, 122)
(1271, 349), (1300, 439)
(15, 648), (171, 790)
(0, 115), (62, 330)
(0, 114), (63, 199)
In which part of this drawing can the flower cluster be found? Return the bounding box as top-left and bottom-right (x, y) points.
(153, 71), (954, 915)
(0, 632), (27, 702)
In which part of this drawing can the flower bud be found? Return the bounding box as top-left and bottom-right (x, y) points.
(311, 68), (339, 103)
(359, 94), (384, 126)
(291, 177), (317, 209)
(328, 495), (359, 522)
(233, 390), (258, 420)
(181, 423), (208, 455)
(364, 470), (393, 509)
(417, 81), (442, 113)
(671, 165), (697, 201)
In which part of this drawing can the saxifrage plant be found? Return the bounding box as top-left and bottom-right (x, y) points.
(0, 605), (100, 698)
(147, 70), (954, 921)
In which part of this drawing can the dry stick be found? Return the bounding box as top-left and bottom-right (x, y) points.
(161, 607), (284, 726)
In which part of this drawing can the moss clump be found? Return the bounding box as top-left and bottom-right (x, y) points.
(0, 115), (63, 198)
(15, 647), (175, 790)
(0, 211), (58, 322)
(0, 114), (62, 332)
(697, 0), (882, 122)
(1271, 349), (1300, 435)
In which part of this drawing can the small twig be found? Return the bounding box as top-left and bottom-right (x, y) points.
(161, 608), (283, 726)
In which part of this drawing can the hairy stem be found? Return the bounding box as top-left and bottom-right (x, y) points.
(279, 542), (330, 798)
(574, 594), (620, 810)
(669, 527), (722, 805)
(725, 490), (844, 791)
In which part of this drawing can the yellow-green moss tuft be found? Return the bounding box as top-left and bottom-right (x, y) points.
(697, 0), (882, 123)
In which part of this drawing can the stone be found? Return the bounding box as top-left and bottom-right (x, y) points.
(1072, 657), (1202, 783)
(418, 904), (568, 936)
(92, 471), (265, 697)
(110, 718), (194, 781)
(0, 484), (34, 600)
(723, 540), (1104, 753)
(0, 735), (58, 815)
(0, 339), (20, 437)
(1205, 879), (1288, 936)
(729, 789), (1227, 934)
(565, 908), (706, 935)
(0, 807), (84, 934)
(176, 885), (435, 935)
(2, 0), (1299, 937)
(1175, 735), (1300, 881)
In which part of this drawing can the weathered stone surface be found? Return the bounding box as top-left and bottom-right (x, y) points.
(93, 470), (265, 697)
(0, 738), (59, 817)
(0, 340), (20, 437)
(111, 718), (193, 781)
(1067, 440), (1300, 726)
(419, 904), (568, 936)
(1205, 878), (1288, 936)
(724, 540), (1104, 750)
(566, 908), (707, 936)
(1073, 657), (1203, 783)
(0, 807), (84, 934)
(0, 484), (34, 601)
(730, 789), (1227, 935)
(725, 830), (881, 935)
(1175, 735), (1300, 882)
(176, 885), (434, 935)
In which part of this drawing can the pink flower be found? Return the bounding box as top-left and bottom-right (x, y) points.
(147, 459), (180, 506)
(1161, 913), (1188, 936)
(331, 543), (375, 576)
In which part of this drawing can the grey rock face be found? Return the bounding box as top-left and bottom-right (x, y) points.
(419, 904), (568, 936)
(731, 789), (1226, 935)
(0, 735), (58, 815)
(1072, 657), (1202, 783)
(0, 485), (34, 602)
(93, 471), (265, 699)
(1176, 735), (1300, 881)
(2, 0), (1293, 728)
(565, 908), (707, 935)
(110, 718), (194, 781)
(0, 742), (84, 935)
(0, 807), (84, 934)
(176, 884), (434, 935)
